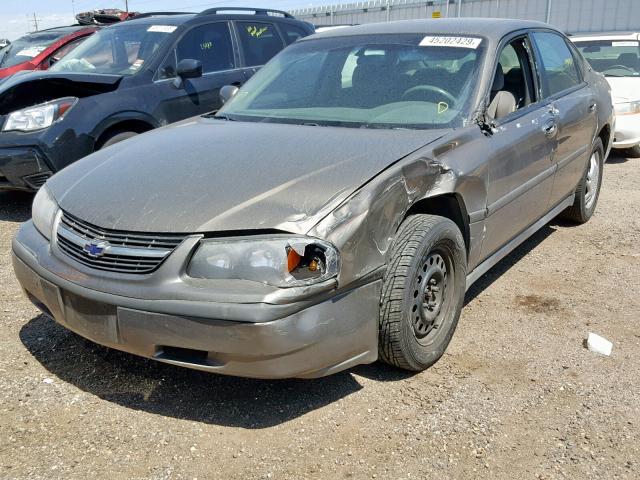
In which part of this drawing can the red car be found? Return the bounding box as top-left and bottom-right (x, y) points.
(0, 25), (97, 79)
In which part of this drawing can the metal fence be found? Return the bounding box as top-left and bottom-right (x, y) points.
(291, 0), (640, 34)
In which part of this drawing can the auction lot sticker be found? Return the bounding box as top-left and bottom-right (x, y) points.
(147, 25), (177, 33)
(420, 36), (482, 48)
(612, 41), (639, 47)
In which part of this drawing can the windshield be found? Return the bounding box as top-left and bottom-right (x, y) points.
(50, 24), (175, 76)
(219, 34), (485, 129)
(0, 31), (69, 68)
(574, 39), (640, 77)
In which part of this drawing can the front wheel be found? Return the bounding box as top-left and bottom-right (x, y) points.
(378, 214), (467, 372)
(561, 138), (604, 224)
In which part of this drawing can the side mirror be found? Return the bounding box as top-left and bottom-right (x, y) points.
(220, 85), (239, 104)
(172, 59), (202, 88)
(177, 59), (203, 78)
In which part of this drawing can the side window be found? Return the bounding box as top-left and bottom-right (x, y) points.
(496, 39), (537, 110)
(532, 31), (581, 97)
(279, 23), (308, 45)
(159, 23), (234, 79)
(236, 22), (284, 66)
(48, 37), (86, 67)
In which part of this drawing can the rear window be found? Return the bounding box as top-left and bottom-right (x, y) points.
(0, 31), (69, 68)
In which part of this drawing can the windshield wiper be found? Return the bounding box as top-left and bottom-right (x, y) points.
(211, 114), (236, 121)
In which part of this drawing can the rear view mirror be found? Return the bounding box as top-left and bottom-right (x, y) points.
(173, 59), (202, 88)
(220, 85), (239, 104)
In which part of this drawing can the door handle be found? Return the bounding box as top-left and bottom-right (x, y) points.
(543, 120), (558, 137)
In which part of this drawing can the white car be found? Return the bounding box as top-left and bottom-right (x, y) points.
(572, 32), (640, 156)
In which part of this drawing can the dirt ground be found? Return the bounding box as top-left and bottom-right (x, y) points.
(0, 152), (638, 480)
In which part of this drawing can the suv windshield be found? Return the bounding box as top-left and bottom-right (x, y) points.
(0, 31), (70, 68)
(219, 34), (485, 129)
(51, 23), (175, 76)
(574, 39), (640, 77)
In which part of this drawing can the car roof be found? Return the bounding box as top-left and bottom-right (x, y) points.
(116, 14), (196, 27)
(122, 10), (306, 28)
(25, 25), (91, 37)
(307, 18), (553, 40)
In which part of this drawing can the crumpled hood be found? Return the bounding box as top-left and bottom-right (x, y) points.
(48, 117), (447, 233)
(0, 71), (122, 114)
(605, 76), (640, 103)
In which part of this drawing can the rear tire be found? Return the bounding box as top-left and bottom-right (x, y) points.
(561, 138), (603, 224)
(625, 144), (640, 158)
(378, 214), (466, 372)
(98, 131), (138, 149)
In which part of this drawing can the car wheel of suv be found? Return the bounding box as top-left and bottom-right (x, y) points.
(98, 131), (138, 150)
(562, 138), (604, 224)
(378, 214), (466, 372)
(625, 144), (640, 158)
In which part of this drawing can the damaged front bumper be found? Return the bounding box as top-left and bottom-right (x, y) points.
(12, 221), (380, 379)
(0, 146), (53, 191)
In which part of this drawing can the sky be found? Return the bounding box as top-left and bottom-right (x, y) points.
(0, 0), (338, 40)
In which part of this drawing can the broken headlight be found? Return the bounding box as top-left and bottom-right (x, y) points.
(187, 236), (339, 287)
(2, 97), (78, 132)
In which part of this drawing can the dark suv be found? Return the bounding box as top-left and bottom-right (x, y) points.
(0, 8), (313, 191)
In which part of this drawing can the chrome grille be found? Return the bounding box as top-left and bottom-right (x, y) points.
(56, 211), (187, 274)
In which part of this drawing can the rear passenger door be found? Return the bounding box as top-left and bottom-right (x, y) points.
(154, 21), (245, 123)
(234, 21), (286, 80)
(530, 31), (598, 207)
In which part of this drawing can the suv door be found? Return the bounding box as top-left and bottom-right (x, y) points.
(530, 31), (598, 207)
(154, 21), (244, 123)
(234, 21), (286, 80)
(480, 35), (557, 260)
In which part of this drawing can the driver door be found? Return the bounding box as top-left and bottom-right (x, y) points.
(480, 35), (557, 260)
(153, 22), (245, 123)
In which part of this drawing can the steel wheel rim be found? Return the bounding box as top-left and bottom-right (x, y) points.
(585, 152), (600, 210)
(411, 250), (453, 343)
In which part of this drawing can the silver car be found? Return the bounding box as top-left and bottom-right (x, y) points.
(13, 19), (613, 378)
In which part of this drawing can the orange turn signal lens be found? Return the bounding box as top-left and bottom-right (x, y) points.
(287, 248), (301, 272)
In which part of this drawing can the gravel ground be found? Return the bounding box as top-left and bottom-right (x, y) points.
(0, 153), (638, 480)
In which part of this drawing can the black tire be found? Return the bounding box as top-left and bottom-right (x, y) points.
(625, 144), (640, 158)
(98, 131), (138, 150)
(378, 214), (467, 372)
(562, 138), (604, 224)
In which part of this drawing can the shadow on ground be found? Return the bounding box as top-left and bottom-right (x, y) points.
(0, 191), (32, 223)
(20, 314), (365, 428)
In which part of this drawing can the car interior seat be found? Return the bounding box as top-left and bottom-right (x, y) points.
(618, 52), (640, 71)
(487, 63), (517, 119)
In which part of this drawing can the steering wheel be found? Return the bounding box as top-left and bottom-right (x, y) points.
(605, 65), (636, 73)
(401, 85), (457, 105)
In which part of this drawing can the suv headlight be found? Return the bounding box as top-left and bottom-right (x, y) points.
(32, 185), (59, 240)
(614, 100), (640, 116)
(187, 236), (339, 287)
(2, 97), (78, 132)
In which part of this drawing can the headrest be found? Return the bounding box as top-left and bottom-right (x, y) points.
(618, 52), (639, 67)
(492, 63), (505, 92)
